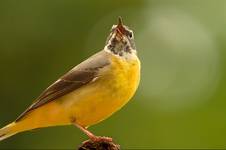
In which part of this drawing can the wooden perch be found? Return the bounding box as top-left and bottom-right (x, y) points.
(78, 139), (120, 150)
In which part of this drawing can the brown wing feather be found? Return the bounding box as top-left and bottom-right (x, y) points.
(15, 50), (111, 122)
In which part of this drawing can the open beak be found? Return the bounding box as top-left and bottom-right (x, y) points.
(115, 17), (126, 39)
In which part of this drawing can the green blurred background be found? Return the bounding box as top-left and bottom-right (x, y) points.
(0, 0), (226, 149)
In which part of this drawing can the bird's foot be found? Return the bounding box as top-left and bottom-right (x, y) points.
(89, 136), (113, 142)
(74, 123), (113, 142)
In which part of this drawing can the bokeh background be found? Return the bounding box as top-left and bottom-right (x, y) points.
(0, 0), (226, 149)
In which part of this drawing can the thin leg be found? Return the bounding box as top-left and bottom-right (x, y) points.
(74, 123), (96, 141)
(73, 123), (113, 142)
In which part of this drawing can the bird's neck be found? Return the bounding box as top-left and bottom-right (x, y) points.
(104, 46), (137, 61)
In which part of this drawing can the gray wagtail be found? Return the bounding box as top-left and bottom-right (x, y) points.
(0, 17), (140, 142)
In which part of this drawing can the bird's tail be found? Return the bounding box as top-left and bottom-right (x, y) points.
(0, 122), (18, 141)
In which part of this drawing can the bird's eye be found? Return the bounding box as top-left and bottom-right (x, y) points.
(128, 32), (133, 38)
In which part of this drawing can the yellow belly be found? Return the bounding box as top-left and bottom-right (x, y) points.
(63, 54), (140, 127)
(14, 54), (140, 132)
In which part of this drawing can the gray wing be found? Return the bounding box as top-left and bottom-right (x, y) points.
(15, 50), (111, 122)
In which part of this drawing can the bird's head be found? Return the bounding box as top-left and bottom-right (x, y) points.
(105, 17), (136, 56)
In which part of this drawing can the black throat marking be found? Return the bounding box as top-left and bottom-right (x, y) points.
(107, 37), (132, 56)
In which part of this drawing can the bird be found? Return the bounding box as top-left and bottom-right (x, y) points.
(0, 17), (140, 142)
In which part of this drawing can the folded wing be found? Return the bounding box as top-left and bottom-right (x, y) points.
(16, 50), (110, 122)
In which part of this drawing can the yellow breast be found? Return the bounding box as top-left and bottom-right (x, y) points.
(108, 54), (141, 106)
(70, 53), (141, 127)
